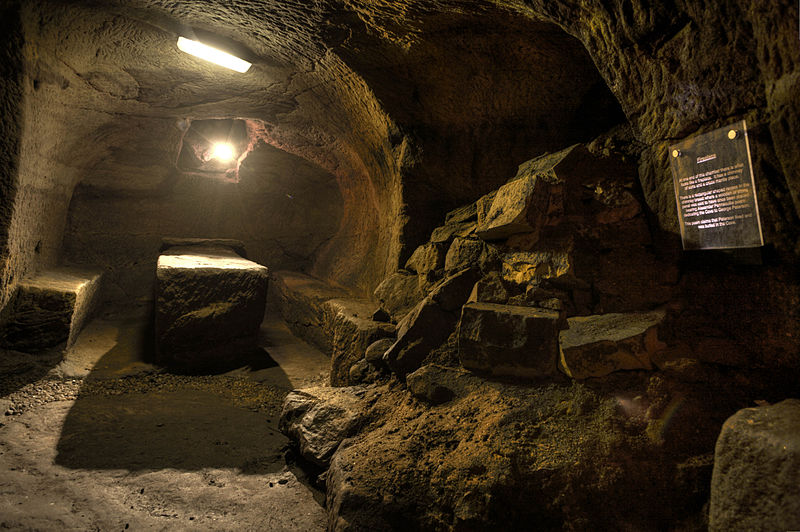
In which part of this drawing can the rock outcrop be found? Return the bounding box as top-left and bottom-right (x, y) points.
(710, 399), (800, 532)
(315, 377), (721, 531)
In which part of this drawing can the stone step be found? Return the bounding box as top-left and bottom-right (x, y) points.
(0, 267), (103, 351)
(273, 271), (394, 386)
(155, 245), (268, 370)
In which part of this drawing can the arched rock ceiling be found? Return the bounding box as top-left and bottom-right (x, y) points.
(17, 0), (800, 293)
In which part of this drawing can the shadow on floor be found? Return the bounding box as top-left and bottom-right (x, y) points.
(53, 309), (305, 474)
(0, 348), (64, 397)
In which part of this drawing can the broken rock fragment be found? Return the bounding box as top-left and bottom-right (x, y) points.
(279, 386), (369, 467)
(558, 310), (666, 379)
(474, 146), (596, 242)
(428, 268), (481, 312)
(430, 221), (476, 244)
(475, 191), (497, 227)
(444, 202), (478, 225)
(373, 270), (422, 321)
(501, 249), (573, 285)
(365, 338), (395, 366)
(384, 296), (456, 377)
(467, 272), (512, 304)
(405, 242), (447, 276)
(444, 237), (499, 274)
(384, 268), (481, 377)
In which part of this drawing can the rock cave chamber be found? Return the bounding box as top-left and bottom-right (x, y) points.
(0, 0), (798, 530)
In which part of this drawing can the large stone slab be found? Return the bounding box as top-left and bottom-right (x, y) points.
(457, 302), (561, 379)
(710, 399), (800, 532)
(155, 245), (268, 369)
(558, 310), (666, 379)
(0, 267), (103, 351)
(279, 386), (369, 467)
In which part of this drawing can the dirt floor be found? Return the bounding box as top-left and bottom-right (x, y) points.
(0, 305), (330, 531)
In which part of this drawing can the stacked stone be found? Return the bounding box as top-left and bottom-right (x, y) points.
(368, 144), (676, 381)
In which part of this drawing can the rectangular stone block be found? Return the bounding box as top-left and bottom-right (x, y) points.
(457, 302), (561, 379)
(155, 245), (268, 369)
(0, 267), (103, 352)
(558, 310), (666, 379)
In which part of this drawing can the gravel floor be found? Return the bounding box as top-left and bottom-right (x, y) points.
(0, 311), (330, 530)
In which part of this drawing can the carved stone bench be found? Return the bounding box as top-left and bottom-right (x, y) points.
(272, 271), (394, 386)
(0, 267), (103, 352)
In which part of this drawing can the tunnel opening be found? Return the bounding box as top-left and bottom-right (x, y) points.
(325, 7), (631, 263)
(176, 118), (251, 181)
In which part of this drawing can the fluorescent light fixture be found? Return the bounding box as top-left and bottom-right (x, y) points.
(210, 143), (235, 161)
(177, 36), (251, 73)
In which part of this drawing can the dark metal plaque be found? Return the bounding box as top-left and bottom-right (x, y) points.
(669, 120), (763, 250)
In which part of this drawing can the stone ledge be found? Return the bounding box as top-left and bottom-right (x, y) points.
(273, 271), (394, 386)
(0, 266), (103, 352)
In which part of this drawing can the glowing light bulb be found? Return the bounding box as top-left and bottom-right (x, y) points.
(210, 143), (235, 162)
(177, 37), (251, 73)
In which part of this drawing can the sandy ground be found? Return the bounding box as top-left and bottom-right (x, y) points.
(0, 307), (330, 531)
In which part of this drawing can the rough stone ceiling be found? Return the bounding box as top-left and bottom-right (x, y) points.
(23, 0), (627, 292)
(15, 0), (799, 297)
